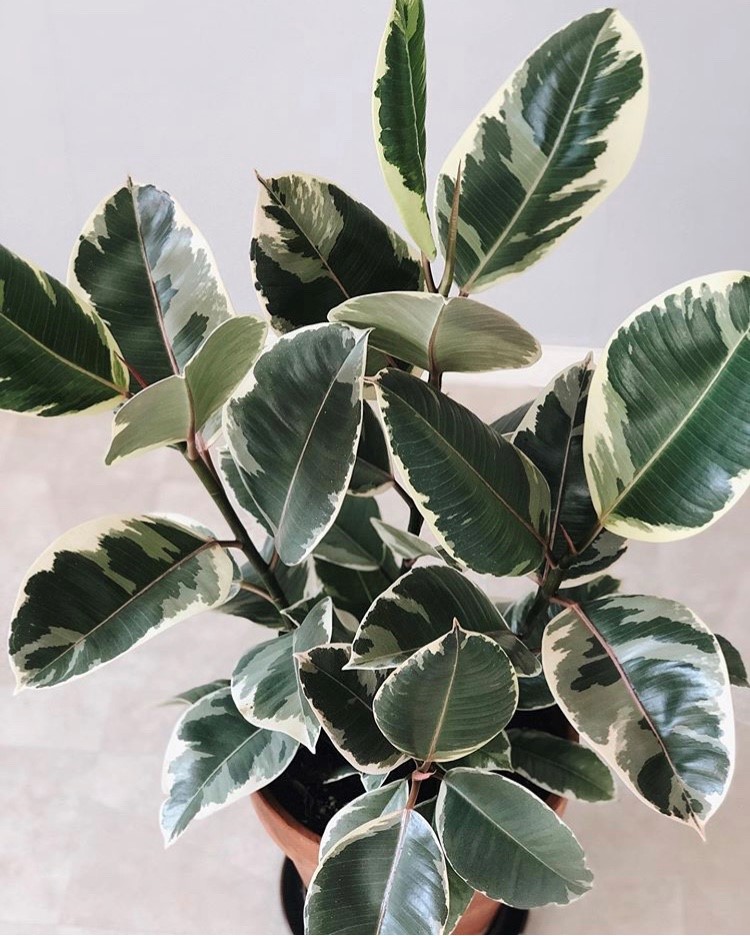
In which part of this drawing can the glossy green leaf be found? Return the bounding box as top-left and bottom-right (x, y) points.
(225, 323), (368, 565)
(543, 594), (735, 830)
(373, 0), (435, 257)
(513, 359), (626, 576)
(319, 779), (409, 858)
(305, 809), (448, 935)
(716, 634), (749, 689)
(349, 564), (539, 676)
(491, 401), (532, 438)
(507, 728), (615, 802)
(160, 686), (297, 844)
(217, 447), (272, 536)
(251, 173), (421, 330)
(517, 671), (555, 711)
(10, 514), (235, 689)
(376, 369), (550, 576)
(451, 731), (512, 772)
(436, 769), (593, 907)
(436, 9), (647, 291)
(69, 179), (234, 388)
(373, 623), (517, 761)
(0, 244), (128, 416)
(314, 497), (387, 571)
(331, 292), (539, 376)
(231, 598), (333, 749)
(105, 375), (191, 465)
(297, 644), (404, 774)
(183, 316), (268, 430)
(584, 272), (750, 542)
(369, 519), (441, 563)
(350, 403), (393, 496)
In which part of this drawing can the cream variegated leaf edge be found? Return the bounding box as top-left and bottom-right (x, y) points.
(9, 514), (236, 690)
(160, 686), (298, 844)
(436, 9), (648, 291)
(584, 271), (750, 542)
(373, 0), (436, 257)
(542, 594), (735, 832)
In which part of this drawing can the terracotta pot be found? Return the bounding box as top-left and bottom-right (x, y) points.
(251, 787), (568, 935)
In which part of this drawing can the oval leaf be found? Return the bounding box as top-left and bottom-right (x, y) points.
(69, 179), (234, 388)
(331, 292), (539, 375)
(376, 369), (550, 575)
(314, 497), (387, 571)
(224, 323), (368, 565)
(507, 728), (615, 802)
(297, 644), (404, 774)
(513, 358), (626, 576)
(373, 0), (435, 257)
(436, 9), (647, 291)
(373, 623), (518, 762)
(542, 594), (735, 830)
(160, 686), (297, 844)
(251, 173), (421, 330)
(350, 403), (393, 496)
(319, 779), (409, 859)
(231, 598), (333, 750)
(0, 244), (128, 416)
(436, 769), (593, 907)
(350, 563), (538, 676)
(716, 633), (749, 689)
(10, 514), (235, 689)
(305, 809), (448, 935)
(584, 272), (750, 541)
(105, 375), (191, 465)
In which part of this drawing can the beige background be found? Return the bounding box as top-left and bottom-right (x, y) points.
(0, 374), (748, 934)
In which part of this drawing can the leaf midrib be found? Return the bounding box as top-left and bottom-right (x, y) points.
(463, 16), (609, 291)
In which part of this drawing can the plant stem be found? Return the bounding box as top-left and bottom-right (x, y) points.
(421, 253), (437, 294)
(520, 565), (566, 648)
(184, 449), (288, 607)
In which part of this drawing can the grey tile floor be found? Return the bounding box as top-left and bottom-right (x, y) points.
(0, 384), (748, 935)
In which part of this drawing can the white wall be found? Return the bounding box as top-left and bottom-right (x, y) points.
(1, 0), (749, 347)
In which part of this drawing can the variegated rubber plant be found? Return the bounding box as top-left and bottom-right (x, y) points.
(3, 4), (749, 934)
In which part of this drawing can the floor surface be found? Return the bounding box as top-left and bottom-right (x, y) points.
(0, 383), (748, 935)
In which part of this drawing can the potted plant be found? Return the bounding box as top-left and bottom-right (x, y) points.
(3, 2), (748, 934)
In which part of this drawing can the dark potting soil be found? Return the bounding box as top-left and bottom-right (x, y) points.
(266, 704), (573, 835)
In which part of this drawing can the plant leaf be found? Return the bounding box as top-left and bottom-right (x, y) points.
(349, 564), (539, 676)
(217, 447), (273, 536)
(436, 769), (593, 907)
(167, 679), (230, 706)
(507, 728), (615, 802)
(251, 173), (421, 330)
(10, 514), (235, 689)
(350, 403), (393, 496)
(491, 401), (532, 438)
(444, 862), (474, 935)
(373, 0), (435, 257)
(584, 272), (750, 541)
(224, 323), (368, 565)
(369, 518), (442, 563)
(160, 686), (297, 844)
(436, 9), (647, 291)
(716, 634), (749, 688)
(231, 598), (333, 750)
(296, 643), (404, 774)
(376, 369), (550, 575)
(319, 779), (409, 859)
(305, 809), (448, 935)
(373, 623), (518, 762)
(314, 497), (387, 571)
(105, 376), (191, 465)
(69, 179), (234, 388)
(513, 359), (626, 576)
(451, 731), (512, 772)
(0, 244), (128, 416)
(183, 316), (268, 430)
(331, 292), (539, 375)
(543, 594), (735, 830)
(517, 671), (555, 711)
